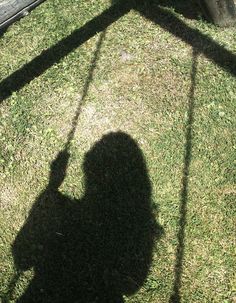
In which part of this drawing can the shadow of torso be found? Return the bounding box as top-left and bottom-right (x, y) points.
(13, 132), (163, 303)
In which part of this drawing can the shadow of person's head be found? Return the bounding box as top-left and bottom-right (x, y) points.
(83, 131), (151, 197)
(82, 131), (162, 299)
(12, 131), (163, 303)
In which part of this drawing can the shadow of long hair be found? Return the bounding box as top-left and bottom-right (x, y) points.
(12, 131), (163, 303)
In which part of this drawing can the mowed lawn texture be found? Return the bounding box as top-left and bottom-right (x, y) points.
(0, 0), (235, 302)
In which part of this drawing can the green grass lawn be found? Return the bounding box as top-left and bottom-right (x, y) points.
(0, 0), (235, 302)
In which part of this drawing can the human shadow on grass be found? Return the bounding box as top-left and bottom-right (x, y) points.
(12, 131), (163, 303)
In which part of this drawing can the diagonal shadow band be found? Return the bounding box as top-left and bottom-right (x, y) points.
(0, 0), (235, 103)
(0, 0), (134, 102)
(138, 2), (236, 76)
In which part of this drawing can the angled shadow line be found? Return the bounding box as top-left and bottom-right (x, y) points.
(169, 48), (199, 303)
(65, 29), (107, 149)
(137, 4), (236, 77)
(0, 0), (236, 104)
(0, 0), (134, 103)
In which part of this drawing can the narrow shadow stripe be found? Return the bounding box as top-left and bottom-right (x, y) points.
(169, 48), (198, 303)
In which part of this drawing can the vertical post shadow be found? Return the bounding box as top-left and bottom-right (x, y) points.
(169, 49), (199, 303)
